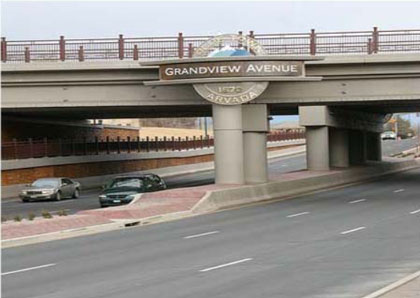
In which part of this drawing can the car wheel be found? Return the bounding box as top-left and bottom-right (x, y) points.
(22, 199), (29, 203)
(55, 191), (62, 201)
(73, 188), (80, 199)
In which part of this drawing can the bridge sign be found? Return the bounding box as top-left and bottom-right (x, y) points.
(142, 33), (322, 105)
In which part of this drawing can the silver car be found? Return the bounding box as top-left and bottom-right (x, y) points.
(19, 178), (81, 202)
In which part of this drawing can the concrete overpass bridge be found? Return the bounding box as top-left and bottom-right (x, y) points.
(2, 28), (420, 185)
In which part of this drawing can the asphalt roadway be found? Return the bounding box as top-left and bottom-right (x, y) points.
(1, 138), (417, 218)
(2, 167), (420, 298)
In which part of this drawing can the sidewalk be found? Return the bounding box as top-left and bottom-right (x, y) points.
(380, 277), (420, 298)
(364, 271), (420, 298)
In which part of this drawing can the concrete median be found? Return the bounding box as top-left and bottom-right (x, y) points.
(192, 158), (420, 213)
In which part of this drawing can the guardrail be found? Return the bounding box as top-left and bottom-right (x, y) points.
(2, 28), (420, 63)
(1, 130), (305, 160)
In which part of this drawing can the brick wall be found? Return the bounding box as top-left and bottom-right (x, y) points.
(2, 154), (213, 186)
(2, 117), (139, 142)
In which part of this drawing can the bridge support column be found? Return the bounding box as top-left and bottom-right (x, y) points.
(329, 128), (349, 168)
(212, 104), (245, 184)
(366, 132), (382, 161)
(299, 106), (330, 171)
(306, 126), (330, 170)
(242, 104), (268, 184)
(349, 130), (367, 165)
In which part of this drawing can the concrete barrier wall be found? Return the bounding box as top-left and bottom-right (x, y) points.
(192, 159), (420, 213)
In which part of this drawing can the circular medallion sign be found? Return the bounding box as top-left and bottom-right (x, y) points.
(192, 34), (269, 105)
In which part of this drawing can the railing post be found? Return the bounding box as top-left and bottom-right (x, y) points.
(133, 44), (139, 60)
(186, 136), (189, 150)
(155, 137), (159, 152)
(71, 138), (75, 156)
(127, 136), (131, 153)
(137, 136), (140, 152)
(24, 47), (30, 63)
(78, 46), (84, 62)
(146, 136), (150, 152)
(83, 137), (87, 155)
(188, 43), (193, 58)
(95, 136), (99, 155)
(178, 137), (182, 151)
(117, 136), (121, 153)
(372, 27), (379, 54)
(367, 38), (373, 54)
(171, 136), (175, 151)
(310, 29), (316, 55)
(106, 136), (110, 154)
(200, 135), (204, 149)
(59, 36), (65, 61)
(178, 32), (184, 58)
(238, 31), (243, 48)
(192, 136), (196, 150)
(118, 34), (124, 60)
(12, 138), (18, 159)
(163, 136), (167, 151)
(1, 37), (7, 62)
(43, 137), (48, 157)
(28, 138), (33, 158)
(58, 138), (63, 156)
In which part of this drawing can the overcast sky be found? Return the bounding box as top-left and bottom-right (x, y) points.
(2, 1), (420, 39)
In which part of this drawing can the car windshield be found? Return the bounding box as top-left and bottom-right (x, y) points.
(31, 179), (59, 188)
(108, 178), (144, 189)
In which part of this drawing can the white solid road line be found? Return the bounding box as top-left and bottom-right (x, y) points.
(348, 199), (366, 204)
(184, 231), (220, 239)
(2, 263), (56, 276)
(394, 189), (405, 193)
(200, 258), (253, 272)
(340, 226), (366, 235)
(410, 209), (420, 215)
(287, 212), (310, 218)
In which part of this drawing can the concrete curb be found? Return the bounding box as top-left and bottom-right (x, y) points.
(191, 159), (420, 213)
(361, 270), (420, 298)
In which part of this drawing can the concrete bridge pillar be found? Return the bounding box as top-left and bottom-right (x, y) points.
(212, 104), (245, 184)
(242, 104), (268, 184)
(366, 132), (382, 161)
(329, 128), (349, 168)
(306, 126), (330, 170)
(349, 130), (368, 165)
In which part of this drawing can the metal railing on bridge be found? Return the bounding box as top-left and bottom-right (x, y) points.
(1, 130), (305, 160)
(2, 28), (420, 63)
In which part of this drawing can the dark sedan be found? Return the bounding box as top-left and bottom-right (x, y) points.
(99, 174), (166, 207)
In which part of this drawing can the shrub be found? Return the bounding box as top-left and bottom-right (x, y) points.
(13, 215), (22, 222)
(41, 210), (53, 219)
(1, 216), (8, 222)
(57, 209), (68, 216)
(27, 213), (36, 221)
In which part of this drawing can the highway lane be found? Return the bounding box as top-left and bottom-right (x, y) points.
(2, 167), (420, 298)
(381, 137), (419, 156)
(1, 139), (416, 218)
